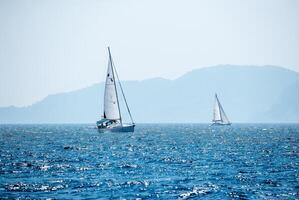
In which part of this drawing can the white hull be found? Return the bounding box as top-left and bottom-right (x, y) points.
(211, 122), (231, 126)
(97, 124), (135, 132)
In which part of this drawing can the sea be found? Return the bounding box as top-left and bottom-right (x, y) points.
(0, 124), (298, 199)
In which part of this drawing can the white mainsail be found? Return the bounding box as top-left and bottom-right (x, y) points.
(213, 94), (230, 124)
(213, 95), (222, 121)
(103, 50), (121, 120)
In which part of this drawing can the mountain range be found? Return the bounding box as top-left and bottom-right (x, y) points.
(0, 65), (298, 123)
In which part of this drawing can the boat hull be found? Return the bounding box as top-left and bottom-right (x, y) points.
(211, 122), (231, 126)
(97, 124), (135, 132)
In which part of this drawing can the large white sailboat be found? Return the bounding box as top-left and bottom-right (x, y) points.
(96, 47), (135, 132)
(212, 93), (231, 126)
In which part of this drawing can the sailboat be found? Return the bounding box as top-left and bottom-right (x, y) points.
(96, 47), (135, 132)
(212, 93), (231, 126)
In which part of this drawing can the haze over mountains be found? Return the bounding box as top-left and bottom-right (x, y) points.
(0, 65), (298, 123)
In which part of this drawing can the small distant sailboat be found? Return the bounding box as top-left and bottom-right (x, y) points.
(212, 93), (231, 126)
(96, 47), (135, 132)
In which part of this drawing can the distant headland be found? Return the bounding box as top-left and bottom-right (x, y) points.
(0, 65), (298, 123)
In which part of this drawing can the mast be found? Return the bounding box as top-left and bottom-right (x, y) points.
(108, 47), (122, 125)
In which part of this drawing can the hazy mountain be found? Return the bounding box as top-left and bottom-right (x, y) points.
(262, 81), (299, 122)
(0, 65), (298, 123)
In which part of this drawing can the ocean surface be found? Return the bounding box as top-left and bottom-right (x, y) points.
(0, 124), (298, 199)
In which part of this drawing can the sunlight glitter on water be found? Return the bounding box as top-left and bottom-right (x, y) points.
(0, 124), (298, 199)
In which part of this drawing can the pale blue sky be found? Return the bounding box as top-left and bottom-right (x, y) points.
(0, 0), (298, 107)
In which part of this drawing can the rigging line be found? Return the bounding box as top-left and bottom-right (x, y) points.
(111, 61), (135, 124)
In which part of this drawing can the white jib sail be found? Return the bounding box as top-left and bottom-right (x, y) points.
(219, 103), (230, 124)
(103, 56), (120, 120)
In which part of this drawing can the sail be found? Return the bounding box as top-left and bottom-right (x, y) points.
(213, 95), (222, 121)
(213, 94), (230, 124)
(103, 53), (120, 120)
(219, 101), (230, 124)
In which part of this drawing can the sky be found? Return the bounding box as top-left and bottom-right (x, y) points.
(0, 0), (298, 107)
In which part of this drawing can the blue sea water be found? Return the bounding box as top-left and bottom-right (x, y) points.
(0, 124), (298, 199)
